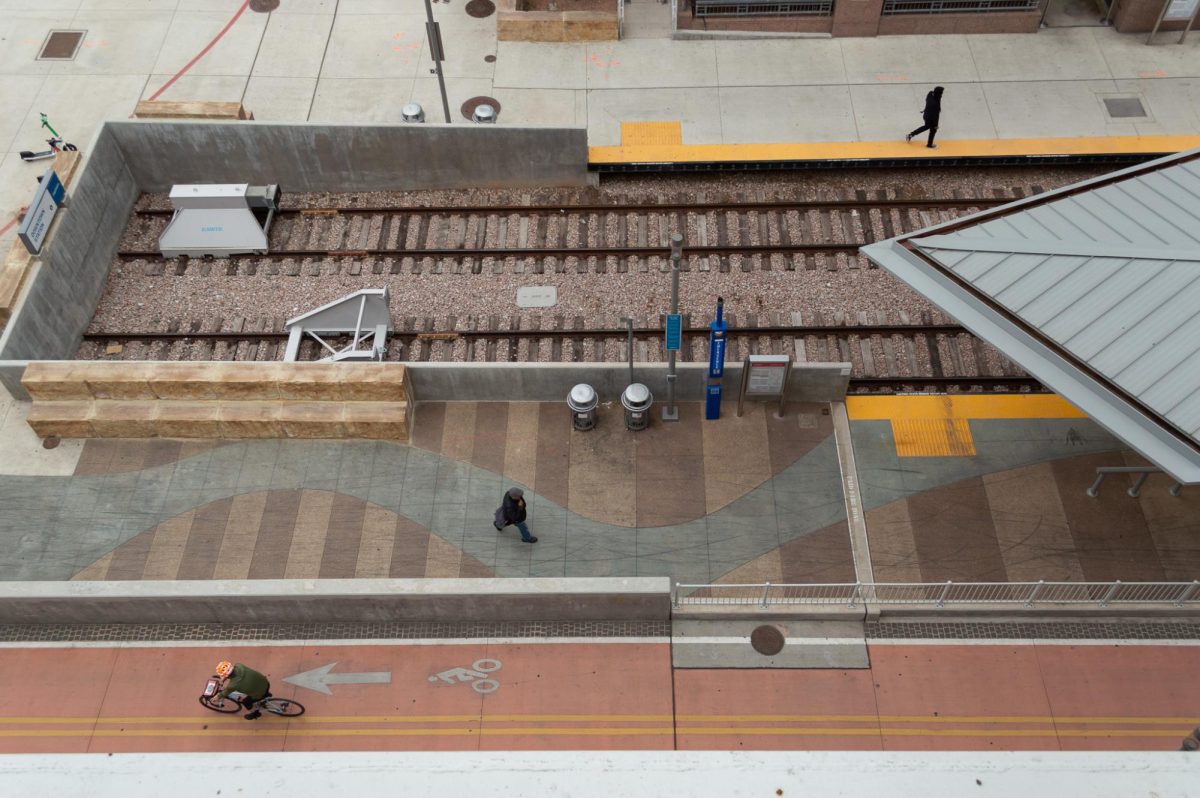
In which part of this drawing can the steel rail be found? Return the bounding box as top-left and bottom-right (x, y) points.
(116, 242), (879, 260)
(79, 323), (974, 342)
(131, 196), (1008, 217)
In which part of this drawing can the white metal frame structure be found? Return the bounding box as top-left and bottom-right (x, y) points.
(283, 287), (393, 362)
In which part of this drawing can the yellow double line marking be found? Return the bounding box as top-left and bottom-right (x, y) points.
(1, 713), (1189, 724)
(0, 713), (1189, 740)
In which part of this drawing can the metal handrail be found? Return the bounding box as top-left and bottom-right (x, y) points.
(1086, 466), (1183, 498)
(672, 580), (1200, 608)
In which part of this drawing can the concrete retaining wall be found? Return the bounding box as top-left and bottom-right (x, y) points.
(0, 577), (672, 623)
(406, 361), (852, 403)
(105, 121), (591, 192)
(0, 126), (138, 399)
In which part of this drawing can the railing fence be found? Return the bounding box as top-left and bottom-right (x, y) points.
(673, 580), (1200, 609)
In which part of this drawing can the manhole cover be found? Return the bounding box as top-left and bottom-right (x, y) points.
(466, 0), (496, 17)
(461, 96), (501, 122)
(1103, 97), (1146, 119)
(249, 0), (280, 11)
(42, 436), (61, 450)
(484, 54), (496, 63)
(750, 625), (785, 656)
(38, 30), (85, 61)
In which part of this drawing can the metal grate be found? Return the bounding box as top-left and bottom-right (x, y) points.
(0, 620), (672, 643)
(674, 580), (1200, 609)
(882, 0), (1037, 13)
(1103, 97), (1147, 119)
(37, 30), (85, 61)
(694, 0), (834, 17)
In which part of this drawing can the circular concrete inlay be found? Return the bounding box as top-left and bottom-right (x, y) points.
(461, 96), (502, 122)
(249, 0), (280, 12)
(466, 0), (496, 17)
(750, 625), (785, 656)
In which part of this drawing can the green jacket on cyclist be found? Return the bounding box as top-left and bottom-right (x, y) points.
(219, 663), (270, 702)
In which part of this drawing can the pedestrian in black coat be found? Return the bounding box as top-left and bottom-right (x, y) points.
(906, 86), (944, 149)
(493, 487), (537, 543)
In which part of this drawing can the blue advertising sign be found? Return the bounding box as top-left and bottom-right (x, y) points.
(18, 169), (65, 255)
(709, 334), (725, 377)
(708, 297), (727, 379)
(665, 313), (682, 352)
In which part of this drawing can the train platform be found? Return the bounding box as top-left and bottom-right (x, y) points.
(0, 390), (1196, 586)
(7, 1), (1200, 246)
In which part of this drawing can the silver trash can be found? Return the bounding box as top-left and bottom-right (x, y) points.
(401, 102), (425, 123)
(567, 383), (599, 431)
(472, 104), (497, 124)
(621, 383), (653, 431)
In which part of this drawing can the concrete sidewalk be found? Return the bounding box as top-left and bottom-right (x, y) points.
(4, 0), (1200, 246)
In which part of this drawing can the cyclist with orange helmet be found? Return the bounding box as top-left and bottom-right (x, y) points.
(215, 661), (271, 720)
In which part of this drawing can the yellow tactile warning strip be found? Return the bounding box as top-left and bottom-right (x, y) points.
(846, 394), (1087, 421)
(589, 135), (1200, 165)
(620, 121), (683, 146)
(848, 394), (1085, 457)
(891, 418), (976, 457)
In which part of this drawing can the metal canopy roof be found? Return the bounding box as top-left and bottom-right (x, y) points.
(861, 148), (1200, 485)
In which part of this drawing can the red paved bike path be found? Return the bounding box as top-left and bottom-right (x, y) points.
(0, 641), (1196, 753)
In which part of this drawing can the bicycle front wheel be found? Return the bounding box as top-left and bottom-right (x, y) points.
(261, 697), (305, 717)
(199, 694), (242, 714)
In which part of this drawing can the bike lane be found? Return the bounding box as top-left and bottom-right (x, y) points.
(0, 641), (675, 754)
(673, 642), (1200, 751)
(7, 639), (1198, 753)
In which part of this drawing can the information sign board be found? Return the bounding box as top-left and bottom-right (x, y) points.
(747, 358), (788, 394)
(1165, 0), (1199, 20)
(737, 354), (792, 418)
(665, 313), (682, 352)
(18, 169), (65, 255)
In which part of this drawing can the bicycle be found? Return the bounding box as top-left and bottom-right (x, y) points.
(19, 113), (77, 163)
(199, 676), (305, 717)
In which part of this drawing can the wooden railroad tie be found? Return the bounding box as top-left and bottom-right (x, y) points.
(132, 100), (254, 120)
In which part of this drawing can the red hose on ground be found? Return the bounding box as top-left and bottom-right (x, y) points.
(146, 0), (253, 102)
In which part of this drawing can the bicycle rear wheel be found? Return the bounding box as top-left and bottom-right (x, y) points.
(199, 694), (242, 714)
(261, 697), (305, 717)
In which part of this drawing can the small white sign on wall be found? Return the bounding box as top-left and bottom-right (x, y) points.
(1166, 0), (1199, 19)
(516, 286), (557, 308)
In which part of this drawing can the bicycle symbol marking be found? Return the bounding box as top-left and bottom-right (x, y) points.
(427, 658), (502, 694)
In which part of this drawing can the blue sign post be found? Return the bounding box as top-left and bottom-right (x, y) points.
(17, 169), (65, 255)
(705, 297), (727, 420)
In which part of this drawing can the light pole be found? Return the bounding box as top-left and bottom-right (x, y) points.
(423, 0), (452, 123)
(662, 233), (683, 422)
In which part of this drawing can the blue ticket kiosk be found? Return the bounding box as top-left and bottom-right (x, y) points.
(705, 297), (727, 420)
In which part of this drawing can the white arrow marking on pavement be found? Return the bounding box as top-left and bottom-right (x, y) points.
(282, 662), (392, 695)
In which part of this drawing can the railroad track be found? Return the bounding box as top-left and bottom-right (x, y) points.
(79, 317), (1045, 394)
(118, 194), (1023, 274)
